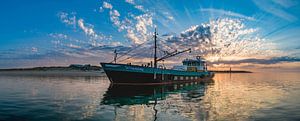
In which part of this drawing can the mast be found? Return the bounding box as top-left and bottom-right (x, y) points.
(113, 49), (117, 63)
(154, 28), (158, 68)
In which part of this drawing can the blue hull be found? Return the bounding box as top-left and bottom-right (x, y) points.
(101, 63), (214, 85)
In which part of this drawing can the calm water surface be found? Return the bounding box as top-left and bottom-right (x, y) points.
(0, 72), (299, 121)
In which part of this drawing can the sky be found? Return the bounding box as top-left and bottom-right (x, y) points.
(0, 0), (300, 71)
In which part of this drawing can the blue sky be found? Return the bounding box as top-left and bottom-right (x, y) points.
(1, 0), (300, 70)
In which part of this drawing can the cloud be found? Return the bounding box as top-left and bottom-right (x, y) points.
(49, 31), (112, 59)
(102, 2), (126, 32)
(253, 0), (297, 22)
(211, 56), (300, 65)
(50, 1), (294, 68)
(103, 2), (113, 9)
(49, 33), (68, 39)
(49, 33), (71, 46)
(125, 0), (134, 4)
(161, 18), (279, 62)
(57, 12), (76, 27)
(54, 10), (130, 60)
(58, 11), (113, 47)
(67, 44), (81, 49)
(125, 13), (153, 44)
(31, 47), (38, 52)
(109, 10), (122, 29)
(272, 0), (298, 8)
(0, 49), (113, 68)
(161, 12), (175, 21)
(90, 45), (131, 52)
(78, 19), (96, 37)
(57, 44), (134, 59)
(134, 5), (144, 11)
(55, 6), (287, 68)
(126, 29), (141, 44)
(125, 0), (145, 11)
(0, 48), (66, 60)
(77, 19), (110, 46)
(200, 8), (255, 21)
(102, 1), (153, 44)
(135, 13), (153, 36)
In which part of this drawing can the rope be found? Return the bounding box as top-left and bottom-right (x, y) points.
(119, 42), (154, 63)
(110, 36), (153, 63)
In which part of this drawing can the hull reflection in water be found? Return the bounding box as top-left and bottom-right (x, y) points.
(101, 79), (214, 106)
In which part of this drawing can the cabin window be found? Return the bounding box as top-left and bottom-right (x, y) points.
(174, 76), (177, 80)
(191, 76), (194, 79)
(195, 77), (198, 79)
(180, 76), (184, 80)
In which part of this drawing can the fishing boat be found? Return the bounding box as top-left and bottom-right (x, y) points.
(100, 29), (214, 85)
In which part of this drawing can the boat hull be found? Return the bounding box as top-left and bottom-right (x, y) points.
(101, 63), (214, 85)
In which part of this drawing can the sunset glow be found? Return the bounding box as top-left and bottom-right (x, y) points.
(1, 0), (300, 70)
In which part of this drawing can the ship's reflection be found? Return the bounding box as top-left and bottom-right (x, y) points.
(101, 79), (214, 106)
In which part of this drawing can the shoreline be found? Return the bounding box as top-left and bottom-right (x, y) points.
(0, 66), (252, 77)
(211, 70), (252, 73)
(0, 70), (106, 77)
(0, 69), (252, 77)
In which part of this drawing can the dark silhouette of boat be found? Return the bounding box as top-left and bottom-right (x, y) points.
(101, 29), (214, 85)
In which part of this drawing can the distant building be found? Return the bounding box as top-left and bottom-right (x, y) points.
(69, 64), (91, 71)
(69, 64), (101, 71)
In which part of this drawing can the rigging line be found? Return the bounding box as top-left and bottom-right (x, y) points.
(158, 41), (175, 53)
(127, 45), (154, 63)
(148, 44), (154, 59)
(118, 51), (142, 62)
(159, 39), (183, 58)
(118, 45), (153, 63)
(111, 36), (154, 63)
(159, 41), (172, 50)
(157, 37), (177, 51)
(157, 47), (167, 55)
(158, 47), (164, 59)
(156, 39), (168, 52)
(118, 51), (149, 63)
(118, 56), (133, 63)
(157, 43), (172, 57)
(120, 36), (153, 57)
